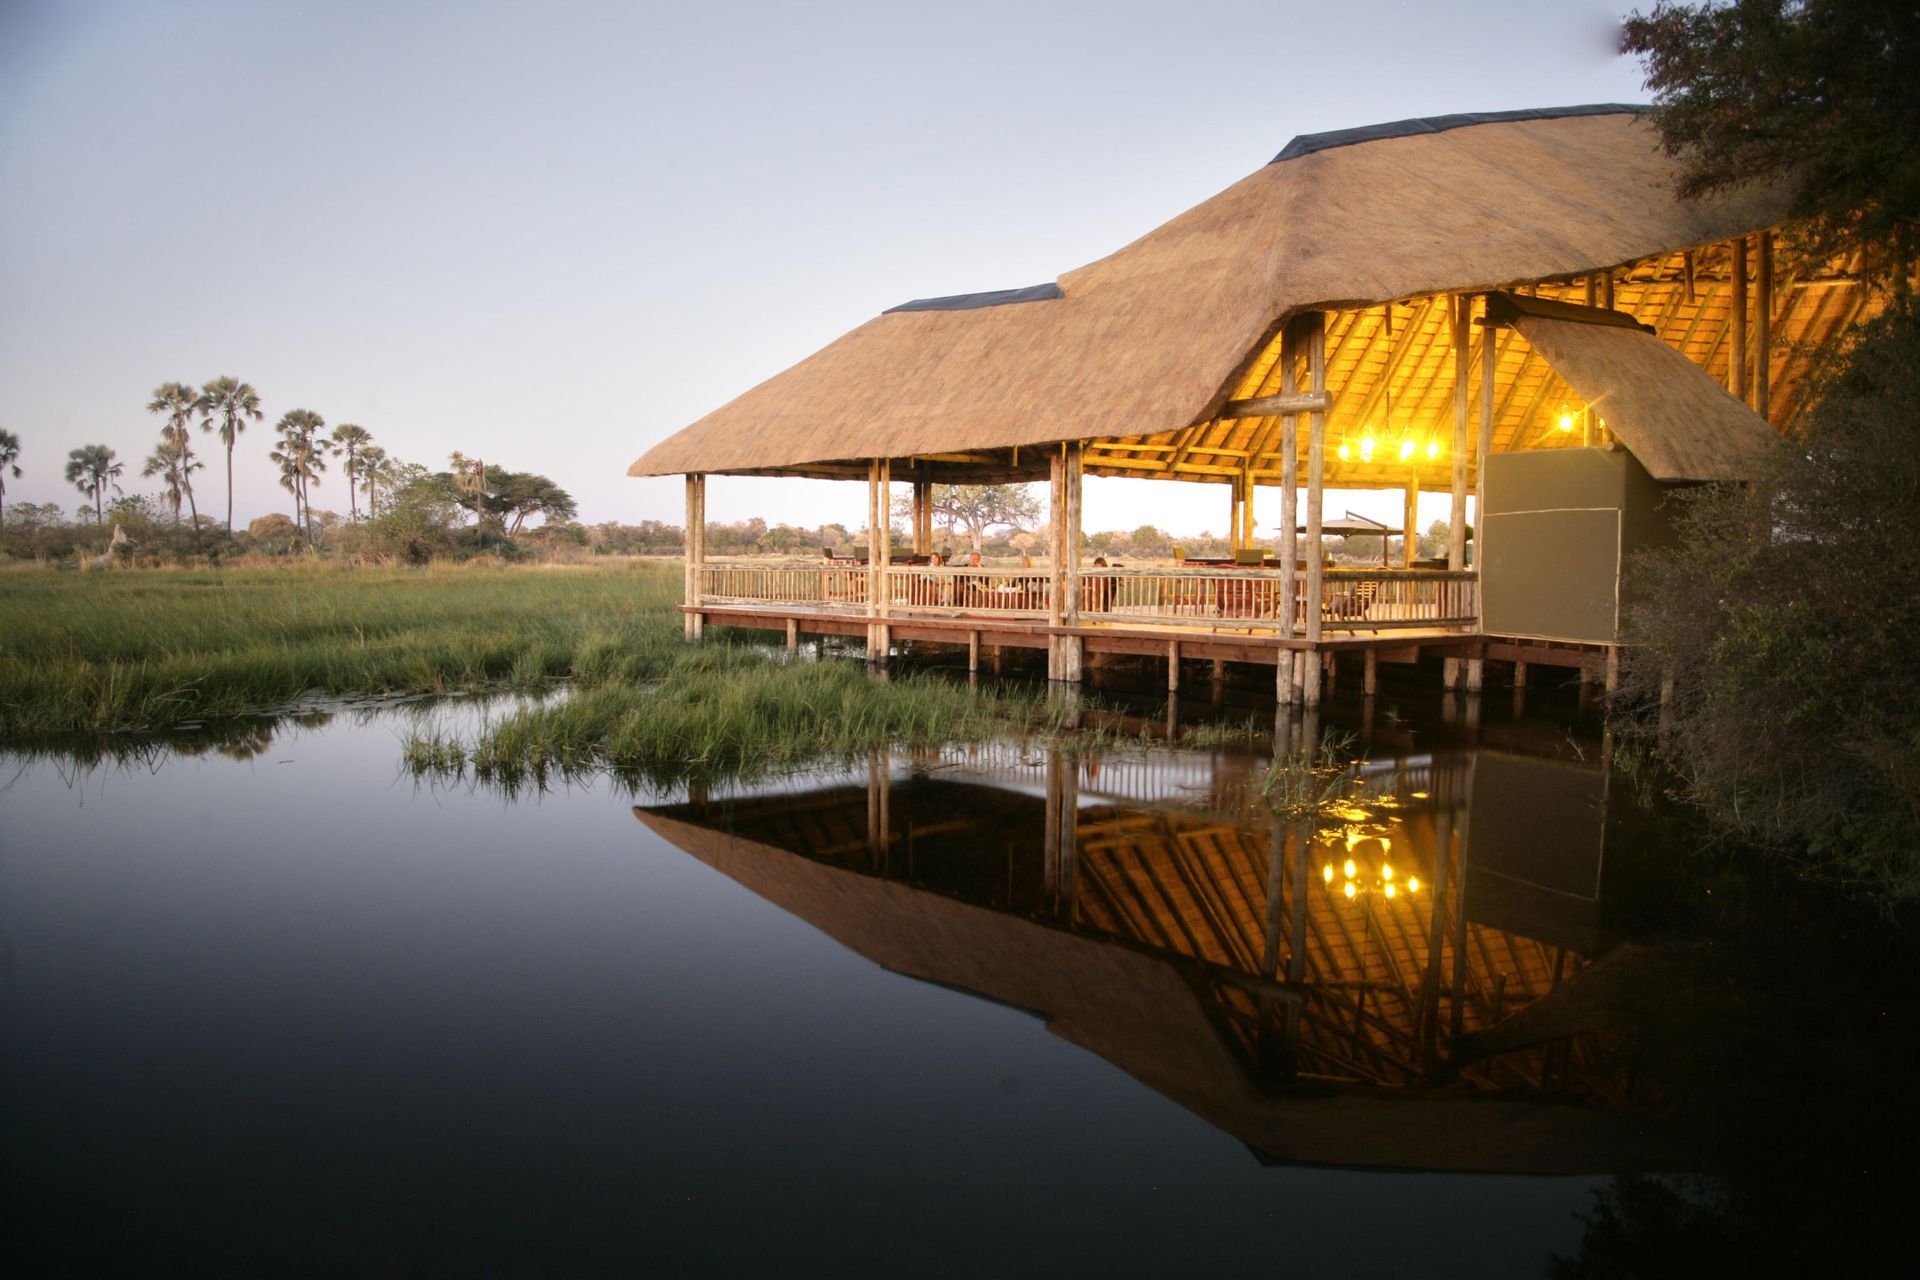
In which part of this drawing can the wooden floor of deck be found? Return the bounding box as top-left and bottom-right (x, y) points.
(682, 603), (1616, 679)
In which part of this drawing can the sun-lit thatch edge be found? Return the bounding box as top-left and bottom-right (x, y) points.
(630, 108), (1792, 480)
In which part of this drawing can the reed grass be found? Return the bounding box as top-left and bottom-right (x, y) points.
(405, 660), (1087, 789)
(0, 561), (696, 734)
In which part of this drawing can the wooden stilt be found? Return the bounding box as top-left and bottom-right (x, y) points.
(1604, 646), (1621, 695)
(968, 631), (980, 674)
(1466, 657), (1484, 693)
(1167, 640), (1180, 693)
(785, 617), (798, 651)
(1277, 649), (1296, 704)
(1476, 299), (1493, 584)
(1302, 644), (1322, 706)
(1278, 319), (1300, 653)
(868, 458), (891, 665)
(1449, 297), (1469, 570)
(1210, 658), (1226, 687)
(1513, 659), (1529, 689)
(683, 473), (706, 642)
(1363, 649), (1378, 696)
(1046, 444), (1084, 683)
(1303, 312), (1326, 708)
(1443, 657), (1462, 689)
(1322, 651), (1336, 694)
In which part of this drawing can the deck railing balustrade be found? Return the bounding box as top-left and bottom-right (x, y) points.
(883, 566), (1054, 619)
(693, 559), (1479, 633)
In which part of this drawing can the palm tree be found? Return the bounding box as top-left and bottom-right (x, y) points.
(147, 382), (204, 534)
(357, 444), (391, 516)
(269, 409), (329, 544)
(141, 439), (202, 525)
(329, 423), (373, 522)
(199, 376), (263, 533)
(0, 429), (20, 526)
(64, 444), (123, 523)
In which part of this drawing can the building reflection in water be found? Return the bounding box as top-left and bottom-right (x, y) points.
(635, 709), (1673, 1174)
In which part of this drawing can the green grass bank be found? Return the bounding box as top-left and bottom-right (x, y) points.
(0, 562), (1089, 782)
(0, 561), (695, 734)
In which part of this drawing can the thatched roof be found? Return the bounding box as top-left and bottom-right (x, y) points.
(631, 106), (1800, 482)
(1506, 305), (1780, 481)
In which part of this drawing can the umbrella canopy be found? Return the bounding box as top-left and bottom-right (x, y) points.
(1298, 511), (1392, 537)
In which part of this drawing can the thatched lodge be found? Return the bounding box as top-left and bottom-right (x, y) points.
(631, 104), (1881, 702)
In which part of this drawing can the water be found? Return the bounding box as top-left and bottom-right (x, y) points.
(3, 684), (1912, 1276)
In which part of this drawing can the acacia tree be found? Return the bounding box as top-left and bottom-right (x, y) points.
(199, 376), (264, 533)
(64, 444), (123, 523)
(147, 382), (204, 534)
(891, 483), (1043, 554)
(329, 423), (374, 522)
(269, 409), (329, 544)
(0, 429), (19, 526)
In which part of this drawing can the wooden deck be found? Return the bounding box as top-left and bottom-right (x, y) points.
(681, 598), (1617, 695)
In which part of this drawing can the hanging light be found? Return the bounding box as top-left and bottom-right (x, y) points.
(1359, 434), (1376, 463)
(1426, 438), (1440, 460)
(1557, 405), (1575, 433)
(1398, 437), (1416, 462)
(1337, 437), (1351, 462)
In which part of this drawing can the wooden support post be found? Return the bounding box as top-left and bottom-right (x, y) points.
(1449, 297), (1469, 570)
(1476, 301), (1494, 581)
(683, 473), (706, 642)
(1466, 657), (1484, 693)
(1211, 658), (1226, 688)
(1756, 231), (1773, 420)
(1047, 444), (1084, 682)
(1605, 645), (1621, 695)
(1363, 649), (1378, 696)
(1403, 478), (1418, 568)
(1443, 656), (1462, 689)
(968, 631), (980, 674)
(1601, 271), (1614, 312)
(868, 459), (890, 664)
(785, 617), (798, 652)
(1731, 236), (1750, 403)
(1513, 659), (1529, 689)
(1303, 312), (1327, 707)
(1322, 651), (1336, 694)
(1167, 639), (1180, 693)
(1227, 478), (1242, 556)
(1241, 473), (1256, 549)
(1277, 318), (1301, 701)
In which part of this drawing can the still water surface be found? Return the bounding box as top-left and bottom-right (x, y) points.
(1, 685), (1904, 1275)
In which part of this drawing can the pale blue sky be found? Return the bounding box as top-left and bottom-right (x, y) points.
(0, 0), (1646, 536)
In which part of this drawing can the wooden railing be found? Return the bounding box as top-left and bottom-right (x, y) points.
(696, 560), (868, 607)
(884, 567), (1053, 618)
(693, 560), (1479, 633)
(1077, 566), (1479, 632)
